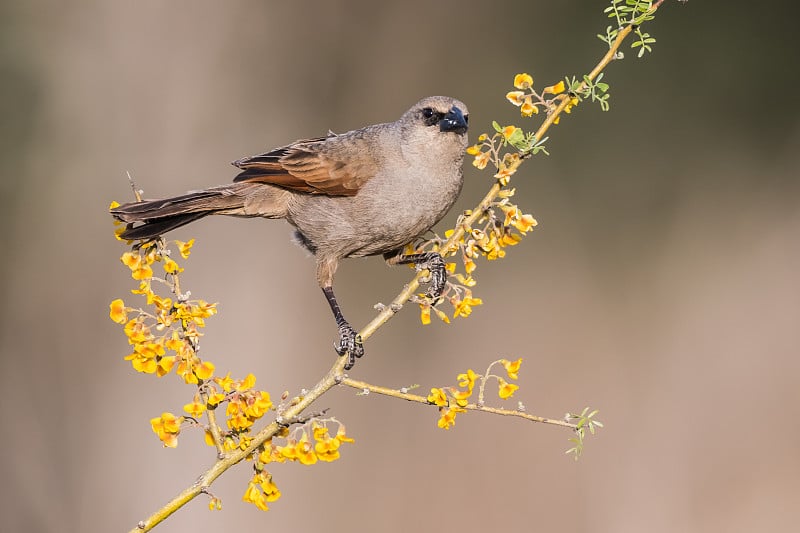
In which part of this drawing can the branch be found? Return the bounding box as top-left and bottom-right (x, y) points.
(340, 377), (575, 429)
(127, 3), (667, 529)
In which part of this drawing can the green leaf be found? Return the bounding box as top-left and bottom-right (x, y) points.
(492, 121), (502, 133)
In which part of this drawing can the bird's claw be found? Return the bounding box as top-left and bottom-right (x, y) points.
(335, 322), (364, 370)
(422, 253), (446, 304)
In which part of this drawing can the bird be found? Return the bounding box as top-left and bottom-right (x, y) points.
(111, 96), (469, 369)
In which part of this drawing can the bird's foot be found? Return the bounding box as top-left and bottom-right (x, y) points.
(421, 253), (446, 302)
(396, 252), (447, 303)
(334, 322), (364, 370)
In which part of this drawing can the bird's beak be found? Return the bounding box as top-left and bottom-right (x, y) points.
(439, 106), (468, 135)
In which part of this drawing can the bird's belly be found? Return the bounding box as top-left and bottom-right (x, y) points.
(288, 171), (462, 259)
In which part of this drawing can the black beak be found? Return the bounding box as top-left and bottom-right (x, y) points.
(439, 106), (468, 135)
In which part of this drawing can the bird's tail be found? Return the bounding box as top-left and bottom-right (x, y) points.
(110, 182), (282, 240)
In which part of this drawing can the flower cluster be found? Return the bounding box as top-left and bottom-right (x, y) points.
(242, 471), (281, 512)
(201, 373), (274, 452)
(151, 412), (182, 448)
(110, 210), (358, 513)
(427, 358), (523, 429)
(415, 188), (537, 325)
(505, 73), (577, 120)
(109, 212), (275, 455)
(242, 419), (354, 511)
(465, 72), (580, 187)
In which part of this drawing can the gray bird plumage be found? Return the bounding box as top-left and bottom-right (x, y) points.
(111, 96), (469, 368)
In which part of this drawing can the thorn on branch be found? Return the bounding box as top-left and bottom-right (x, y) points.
(277, 408), (331, 427)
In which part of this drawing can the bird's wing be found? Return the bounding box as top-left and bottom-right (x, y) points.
(231, 133), (379, 196)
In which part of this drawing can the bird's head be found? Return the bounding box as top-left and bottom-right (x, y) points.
(400, 96), (469, 156)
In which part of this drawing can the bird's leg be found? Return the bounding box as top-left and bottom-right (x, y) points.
(390, 252), (447, 302)
(322, 286), (363, 370)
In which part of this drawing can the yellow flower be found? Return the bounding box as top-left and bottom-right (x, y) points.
(564, 96), (580, 114)
(278, 440), (299, 462)
(175, 239), (195, 259)
(450, 387), (471, 408)
(457, 369), (478, 391)
(215, 373), (235, 393)
(543, 80), (566, 95)
(109, 299), (127, 324)
(125, 351), (155, 374)
(335, 425), (355, 444)
(419, 304), (431, 325)
(258, 445), (274, 464)
(183, 398), (207, 418)
(163, 256), (183, 274)
(499, 231), (522, 247)
(497, 378), (519, 400)
(501, 358), (523, 380)
(244, 390), (273, 419)
(501, 125), (519, 140)
(122, 251), (154, 280)
(207, 391), (226, 408)
(437, 406), (465, 429)
(463, 257), (476, 275)
(259, 474), (281, 502)
(295, 434), (318, 465)
(466, 144), (482, 156)
(506, 91), (525, 106)
(121, 251), (140, 270)
(237, 435), (253, 451)
(132, 263), (153, 280)
(314, 433), (341, 462)
(176, 357), (200, 384)
(195, 360), (215, 380)
(156, 355), (176, 377)
(513, 213), (537, 233)
(243, 481), (270, 511)
(472, 150), (491, 170)
(521, 96), (538, 117)
(513, 73), (533, 90)
(427, 387), (448, 407)
(237, 373), (256, 391)
(453, 296), (482, 318)
(150, 412), (182, 447)
(208, 497), (222, 511)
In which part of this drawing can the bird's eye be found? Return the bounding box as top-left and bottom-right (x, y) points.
(421, 107), (443, 126)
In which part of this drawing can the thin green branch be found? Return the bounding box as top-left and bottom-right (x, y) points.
(340, 377), (575, 429)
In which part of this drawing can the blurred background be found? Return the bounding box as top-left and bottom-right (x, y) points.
(2, 1), (799, 532)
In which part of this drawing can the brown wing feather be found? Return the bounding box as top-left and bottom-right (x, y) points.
(231, 133), (377, 196)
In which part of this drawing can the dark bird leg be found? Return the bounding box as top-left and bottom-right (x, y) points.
(322, 286), (363, 369)
(390, 252), (447, 302)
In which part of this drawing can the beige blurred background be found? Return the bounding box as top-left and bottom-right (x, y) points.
(2, 1), (799, 532)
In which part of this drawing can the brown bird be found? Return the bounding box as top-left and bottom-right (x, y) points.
(111, 96), (469, 369)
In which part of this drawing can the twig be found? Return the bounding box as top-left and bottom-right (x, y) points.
(340, 378), (575, 429)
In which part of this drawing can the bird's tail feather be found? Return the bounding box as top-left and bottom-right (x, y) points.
(111, 185), (253, 240)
